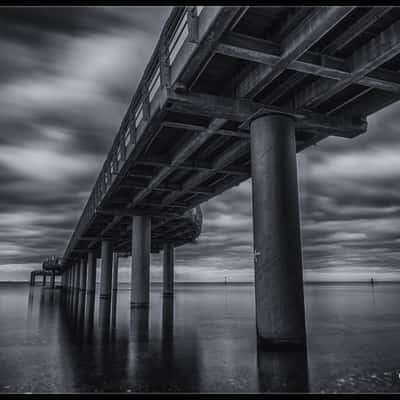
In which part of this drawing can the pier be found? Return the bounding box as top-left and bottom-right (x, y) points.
(32, 6), (400, 349)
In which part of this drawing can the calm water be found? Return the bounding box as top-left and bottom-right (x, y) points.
(1, 282), (400, 393)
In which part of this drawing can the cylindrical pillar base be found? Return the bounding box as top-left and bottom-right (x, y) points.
(131, 216), (151, 308)
(100, 241), (113, 299)
(250, 113), (306, 350)
(79, 258), (87, 291)
(163, 243), (174, 297)
(86, 252), (97, 293)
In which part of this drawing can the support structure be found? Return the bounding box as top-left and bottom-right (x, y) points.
(79, 258), (87, 291)
(74, 262), (80, 290)
(100, 240), (113, 299)
(131, 216), (151, 308)
(250, 113), (306, 350)
(50, 270), (55, 289)
(86, 251), (97, 293)
(112, 252), (119, 292)
(42, 274), (46, 287)
(163, 243), (174, 297)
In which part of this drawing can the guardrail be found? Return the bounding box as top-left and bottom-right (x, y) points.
(63, 6), (206, 262)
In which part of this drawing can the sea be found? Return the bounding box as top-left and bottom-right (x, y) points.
(0, 281), (400, 393)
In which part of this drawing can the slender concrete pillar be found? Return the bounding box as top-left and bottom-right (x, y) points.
(100, 240), (113, 299)
(250, 113), (306, 350)
(61, 272), (66, 289)
(50, 270), (55, 289)
(74, 262), (80, 290)
(79, 258), (87, 291)
(112, 253), (119, 292)
(163, 243), (174, 297)
(86, 251), (96, 293)
(30, 272), (34, 287)
(131, 216), (151, 308)
(42, 274), (46, 287)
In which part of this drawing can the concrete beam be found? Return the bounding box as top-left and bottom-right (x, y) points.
(216, 32), (400, 94)
(293, 18), (400, 110)
(161, 121), (250, 139)
(164, 89), (367, 138)
(234, 7), (354, 98)
(128, 118), (227, 208)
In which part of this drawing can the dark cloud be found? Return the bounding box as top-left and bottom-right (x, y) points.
(1, 6), (400, 282)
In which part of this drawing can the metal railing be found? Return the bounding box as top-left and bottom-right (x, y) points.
(63, 6), (206, 262)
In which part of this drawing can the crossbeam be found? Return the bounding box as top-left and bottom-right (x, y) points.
(216, 32), (400, 94)
(292, 18), (400, 110)
(164, 89), (367, 138)
(234, 7), (354, 99)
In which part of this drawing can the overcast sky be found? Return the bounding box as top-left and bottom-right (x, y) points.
(1, 7), (400, 282)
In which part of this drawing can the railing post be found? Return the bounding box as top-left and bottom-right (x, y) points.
(187, 6), (199, 44)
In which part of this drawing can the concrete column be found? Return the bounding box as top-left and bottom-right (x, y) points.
(61, 272), (66, 289)
(74, 262), (80, 290)
(50, 270), (55, 289)
(131, 216), (151, 307)
(79, 258), (87, 291)
(250, 113), (306, 350)
(30, 272), (34, 286)
(86, 251), (97, 293)
(112, 252), (119, 292)
(100, 240), (113, 299)
(42, 274), (46, 287)
(163, 243), (174, 297)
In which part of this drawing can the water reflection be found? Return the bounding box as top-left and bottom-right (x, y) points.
(19, 284), (394, 392)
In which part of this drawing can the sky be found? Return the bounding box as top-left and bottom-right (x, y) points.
(1, 7), (400, 283)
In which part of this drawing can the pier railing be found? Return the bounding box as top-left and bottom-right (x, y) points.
(63, 6), (207, 262)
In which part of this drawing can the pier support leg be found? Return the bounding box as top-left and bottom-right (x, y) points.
(50, 270), (55, 289)
(42, 274), (46, 287)
(131, 216), (151, 308)
(30, 272), (34, 287)
(86, 251), (96, 293)
(74, 262), (80, 290)
(112, 253), (119, 292)
(100, 240), (113, 299)
(163, 243), (174, 297)
(79, 258), (87, 291)
(250, 113), (306, 350)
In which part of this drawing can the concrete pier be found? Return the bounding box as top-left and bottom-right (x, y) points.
(100, 240), (113, 299)
(74, 262), (80, 290)
(79, 258), (87, 291)
(250, 113), (306, 350)
(163, 243), (174, 297)
(86, 251), (96, 293)
(42, 274), (46, 287)
(131, 216), (151, 308)
(112, 252), (118, 292)
(50, 270), (55, 289)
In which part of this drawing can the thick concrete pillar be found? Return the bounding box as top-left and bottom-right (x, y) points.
(50, 270), (55, 289)
(250, 113), (306, 350)
(86, 251), (96, 293)
(30, 272), (34, 287)
(131, 216), (151, 308)
(112, 252), (119, 292)
(42, 274), (46, 287)
(100, 240), (113, 299)
(79, 258), (87, 291)
(163, 243), (174, 297)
